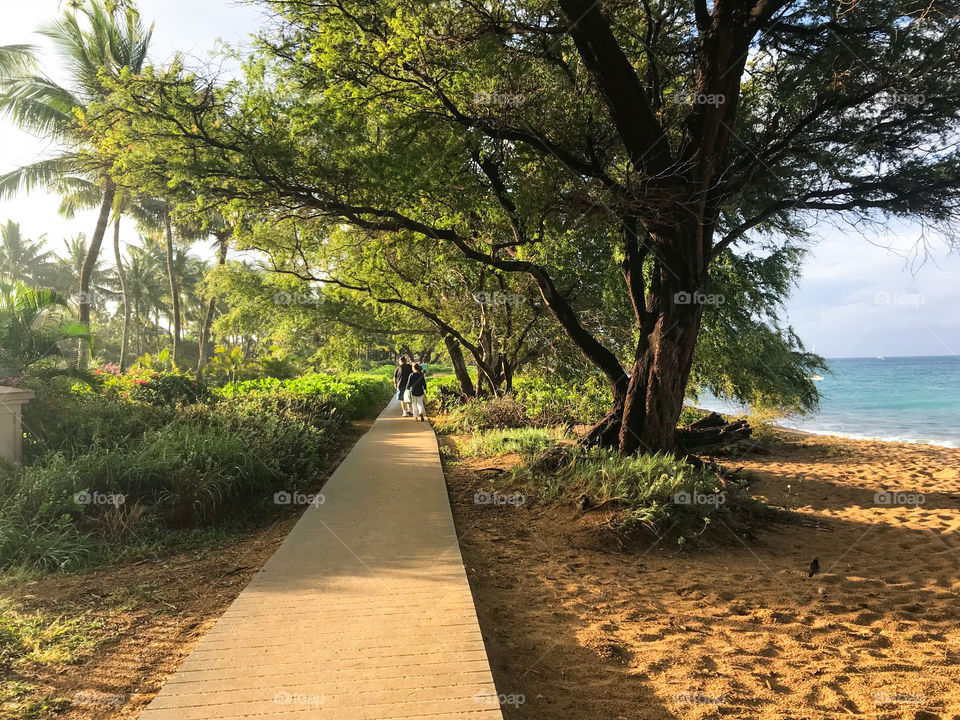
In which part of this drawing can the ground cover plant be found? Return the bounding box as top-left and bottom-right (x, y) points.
(0, 370), (392, 573)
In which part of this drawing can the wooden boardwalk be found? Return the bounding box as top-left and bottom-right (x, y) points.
(139, 399), (503, 719)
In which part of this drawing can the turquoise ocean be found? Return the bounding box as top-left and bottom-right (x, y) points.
(700, 355), (960, 448)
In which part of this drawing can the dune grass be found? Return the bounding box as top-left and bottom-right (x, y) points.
(456, 427), (568, 458)
(457, 427), (769, 544)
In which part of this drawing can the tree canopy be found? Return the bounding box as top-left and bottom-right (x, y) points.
(6, 0), (959, 451)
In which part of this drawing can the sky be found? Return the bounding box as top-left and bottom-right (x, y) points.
(1, 1), (958, 360)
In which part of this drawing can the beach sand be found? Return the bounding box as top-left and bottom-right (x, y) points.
(444, 430), (960, 719)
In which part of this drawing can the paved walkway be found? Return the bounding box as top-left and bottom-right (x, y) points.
(140, 399), (503, 719)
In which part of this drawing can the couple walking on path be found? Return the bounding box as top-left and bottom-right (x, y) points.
(394, 356), (428, 420)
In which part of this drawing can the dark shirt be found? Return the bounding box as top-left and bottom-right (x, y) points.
(394, 363), (413, 390)
(407, 371), (427, 397)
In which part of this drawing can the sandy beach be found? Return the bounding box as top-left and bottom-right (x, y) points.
(444, 429), (960, 719)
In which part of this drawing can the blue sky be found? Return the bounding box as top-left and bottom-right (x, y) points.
(1, 1), (957, 360)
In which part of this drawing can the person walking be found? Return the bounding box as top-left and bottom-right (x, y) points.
(407, 363), (428, 421)
(394, 356), (413, 416)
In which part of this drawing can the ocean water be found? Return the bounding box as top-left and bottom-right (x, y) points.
(700, 355), (960, 448)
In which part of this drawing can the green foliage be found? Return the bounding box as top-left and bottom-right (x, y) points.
(0, 598), (102, 670)
(690, 248), (826, 416)
(425, 375), (469, 412)
(132, 348), (174, 373)
(512, 375), (611, 426)
(257, 345), (301, 379)
(21, 377), (174, 460)
(0, 281), (88, 375)
(677, 405), (709, 428)
(126, 372), (208, 406)
(456, 427), (567, 458)
(515, 444), (759, 542)
(205, 345), (244, 383)
(1, 369), (391, 573)
(218, 372), (393, 420)
(0, 221), (56, 287)
(433, 375), (611, 433)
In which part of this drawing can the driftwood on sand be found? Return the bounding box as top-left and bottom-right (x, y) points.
(674, 412), (752, 455)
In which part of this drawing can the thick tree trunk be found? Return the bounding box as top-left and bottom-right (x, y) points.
(112, 215), (131, 372)
(163, 208), (181, 367)
(619, 222), (708, 454)
(619, 303), (704, 454)
(76, 178), (116, 369)
(444, 334), (475, 397)
(582, 376), (628, 447)
(198, 231), (229, 374)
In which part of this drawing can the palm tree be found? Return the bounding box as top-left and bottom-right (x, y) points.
(0, 281), (88, 376)
(52, 233), (117, 311)
(124, 237), (166, 356)
(0, 1), (153, 368)
(197, 219), (232, 374)
(162, 206), (182, 365)
(0, 220), (56, 285)
(61, 181), (152, 371)
(134, 200), (208, 367)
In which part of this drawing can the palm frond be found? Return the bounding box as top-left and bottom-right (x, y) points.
(0, 157), (86, 199)
(56, 177), (103, 218)
(0, 45), (38, 79)
(0, 74), (81, 138)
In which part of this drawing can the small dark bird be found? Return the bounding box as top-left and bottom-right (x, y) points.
(808, 557), (820, 578)
(578, 494), (592, 511)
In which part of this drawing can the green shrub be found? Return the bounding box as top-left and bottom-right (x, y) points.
(512, 375), (611, 426)
(218, 372), (392, 419)
(434, 395), (529, 433)
(127, 373), (209, 406)
(425, 375), (465, 412)
(507, 441), (764, 543)
(2, 370), (393, 573)
(21, 385), (174, 460)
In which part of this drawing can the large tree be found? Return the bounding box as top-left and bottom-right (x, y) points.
(95, 0), (960, 451)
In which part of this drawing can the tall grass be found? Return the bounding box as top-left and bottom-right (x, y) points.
(454, 426), (767, 544)
(456, 427), (568, 458)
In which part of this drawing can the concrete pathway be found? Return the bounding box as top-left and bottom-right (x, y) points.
(139, 399), (503, 719)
